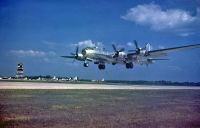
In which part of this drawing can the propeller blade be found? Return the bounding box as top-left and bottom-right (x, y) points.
(134, 40), (138, 49)
(133, 40), (141, 54)
(112, 44), (125, 58)
(112, 44), (117, 52)
(76, 46), (79, 57)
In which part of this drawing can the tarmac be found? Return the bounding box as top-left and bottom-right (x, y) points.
(0, 81), (200, 89)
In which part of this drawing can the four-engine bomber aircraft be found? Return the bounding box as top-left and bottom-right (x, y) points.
(61, 41), (200, 70)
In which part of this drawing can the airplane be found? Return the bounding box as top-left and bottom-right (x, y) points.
(61, 41), (200, 70)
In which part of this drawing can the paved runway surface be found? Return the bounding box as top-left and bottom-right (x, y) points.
(0, 81), (200, 89)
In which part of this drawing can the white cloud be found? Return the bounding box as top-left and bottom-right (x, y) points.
(48, 51), (56, 56)
(10, 50), (56, 57)
(127, 42), (134, 47)
(77, 40), (95, 47)
(126, 41), (153, 50)
(121, 3), (200, 36)
(72, 40), (103, 48)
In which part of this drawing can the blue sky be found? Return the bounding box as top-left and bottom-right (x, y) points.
(0, 0), (200, 82)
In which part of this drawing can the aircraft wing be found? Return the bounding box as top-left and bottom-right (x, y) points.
(147, 44), (200, 57)
(147, 58), (169, 61)
(61, 56), (93, 62)
(60, 56), (75, 58)
(128, 43), (200, 57)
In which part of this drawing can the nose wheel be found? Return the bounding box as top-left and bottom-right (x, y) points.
(98, 64), (105, 70)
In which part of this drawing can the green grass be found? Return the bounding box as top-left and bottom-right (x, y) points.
(0, 90), (200, 128)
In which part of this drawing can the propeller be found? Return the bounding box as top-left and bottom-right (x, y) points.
(127, 40), (153, 58)
(128, 40), (140, 54)
(71, 46), (79, 59)
(112, 44), (125, 58)
(134, 40), (141, 54)
(128, 40), (151, 55)
(61, 46), (88, 62)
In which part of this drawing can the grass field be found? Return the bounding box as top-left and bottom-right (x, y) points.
(0, 90), (200, 128)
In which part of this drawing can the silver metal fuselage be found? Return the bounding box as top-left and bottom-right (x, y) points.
(83, 48), (153, 65)
(83, 49), (126, 64)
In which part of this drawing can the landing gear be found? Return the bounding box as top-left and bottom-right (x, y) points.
(83, 62), (89, 67)
(126, 62), (133, 69)
(98, 64), (105, 70)
(112, 63), (116, 65)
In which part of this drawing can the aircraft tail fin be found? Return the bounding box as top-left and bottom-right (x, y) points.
(145, 43), (151, 51)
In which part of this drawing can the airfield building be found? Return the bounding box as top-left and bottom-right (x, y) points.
(16, 63), (24, 79)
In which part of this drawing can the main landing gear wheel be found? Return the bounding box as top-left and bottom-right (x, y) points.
(126, 62), (133, 69)
(112, 63), (116, 65)
(98, 64), (105, 70)
(83, 63), (89, 67)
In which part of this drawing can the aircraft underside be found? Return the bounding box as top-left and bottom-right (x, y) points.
(83, 60), (135, 70)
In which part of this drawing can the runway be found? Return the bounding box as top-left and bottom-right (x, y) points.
(0, 81), (200, 89)
(1, 82), (200, 127)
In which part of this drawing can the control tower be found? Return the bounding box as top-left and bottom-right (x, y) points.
(16, 63), (24, 79)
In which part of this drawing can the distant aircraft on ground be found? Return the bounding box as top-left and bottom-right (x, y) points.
(61, 40), (200, 70)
